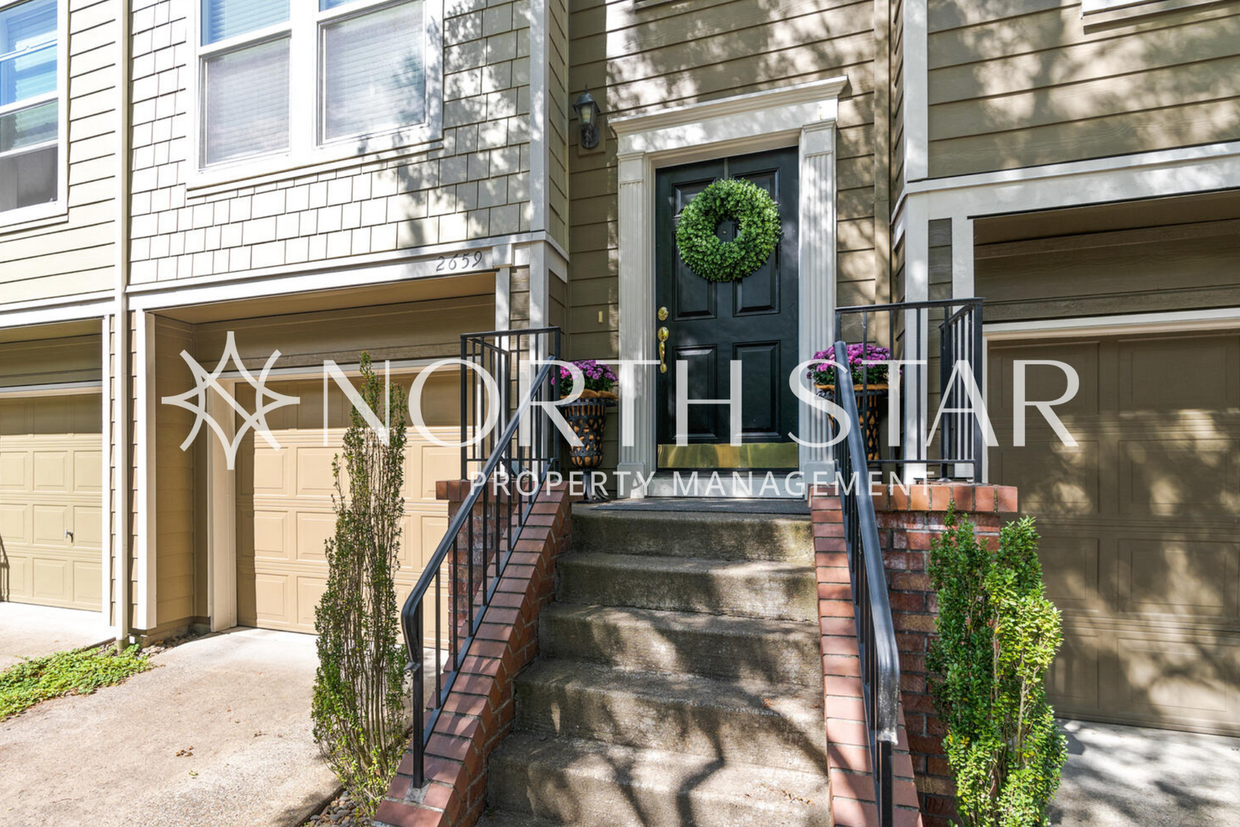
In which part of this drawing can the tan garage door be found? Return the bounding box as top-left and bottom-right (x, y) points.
(236, 376), (459, 634)
(989, 331), (1240, 735)
(0, 394), (103, 611)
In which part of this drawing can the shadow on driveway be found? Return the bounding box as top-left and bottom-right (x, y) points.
(1052, 718), (1240, 826)
(0, 628), (336, 827)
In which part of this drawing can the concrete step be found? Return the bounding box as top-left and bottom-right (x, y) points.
(539, 602), (822, 687)
(488, 731), (832, 827)
(515, 659), (829, 773)
(572, 506), (813, 562)
(557, 552), (818, 622)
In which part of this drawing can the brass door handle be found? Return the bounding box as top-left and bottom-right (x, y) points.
(657, 326), (669, 374)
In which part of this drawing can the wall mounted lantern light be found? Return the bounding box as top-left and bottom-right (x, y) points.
(572, 87), (601, 150)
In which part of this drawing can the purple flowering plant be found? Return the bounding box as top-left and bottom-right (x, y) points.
(808, 343), (892, 387)
(559, 359), (619, 398)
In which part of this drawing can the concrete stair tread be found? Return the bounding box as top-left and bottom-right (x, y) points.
(557, 551), (818, 621)
(539, 601), (821, 685)
(489, 731), (832, 827)
(515, 658), (828, 772)
(518, 657), (823, 721)
(572, 507), (813, 562)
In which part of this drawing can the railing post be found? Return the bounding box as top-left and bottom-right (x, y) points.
(409, 607), (425, 789)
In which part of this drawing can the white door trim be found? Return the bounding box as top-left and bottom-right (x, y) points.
(609, 77), (847, 497)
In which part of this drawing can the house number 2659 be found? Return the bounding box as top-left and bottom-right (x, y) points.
(436, 251), (484, 272)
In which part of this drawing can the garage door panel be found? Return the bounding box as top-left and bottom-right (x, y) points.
(74, 450), (102, 492)
(1115, 634), (1235, 718)
(1118, 336), (1238, 413)
(32, 451), (68, 492)
(32, 559), (70, 602)
(1119, 538), (1239, 619)
(992, 439), (1100, 515)
(297, 577), (328, 629)
(0, 452), (28, 490)
(1120, 437), (1240, 517)
(252, 449), (288, 495)
(2, 554), (31, 599)
(252, 512), (291, 561)
(73, 561), (102, 606)
(32, 505), (68, 546)
(1047, 624), (1102, 712)
(0, 503), (29, 544)
(252, 573), (291, 626)
(1039, 534), (1104, 614)
(295, 512), (335, 563)
(990, 341), (1101, 420)
(73, 506), (102, 548)
(297, 447), (341, 497)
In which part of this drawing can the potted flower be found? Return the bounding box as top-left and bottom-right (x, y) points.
(560, 360), (618, 500)
(808, 343), (891, 460)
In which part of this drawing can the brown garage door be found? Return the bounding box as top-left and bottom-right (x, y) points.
(235, 376), (458, 634)
(988, 331), (1240, 735)
(0, 394), (103, 611)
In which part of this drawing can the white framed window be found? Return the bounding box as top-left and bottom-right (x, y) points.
(193, 0), (442, 185)
(0, 0), (67, 229)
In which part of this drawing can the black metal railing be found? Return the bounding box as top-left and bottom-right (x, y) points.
(399, 327), (561, 789)
(832, 340), (902, 827)
(834, 298), (984, 481)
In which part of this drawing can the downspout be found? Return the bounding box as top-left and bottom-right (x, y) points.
(113, 0), (133, 648)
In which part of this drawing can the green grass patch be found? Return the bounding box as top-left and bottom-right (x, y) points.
(0, 645), (152, 720)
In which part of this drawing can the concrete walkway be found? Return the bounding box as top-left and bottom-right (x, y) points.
(0, 603), (112, 668)
(1052, 719), (1240, 826)
(0, 628), (337, 827)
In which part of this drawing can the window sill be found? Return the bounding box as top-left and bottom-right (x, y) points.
(1082, 0), (1226, 26)
(186, 125), (444, 198)
(0, 201), (69, 235)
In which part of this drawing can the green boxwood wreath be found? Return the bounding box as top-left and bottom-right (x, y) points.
(676, 177), (782, 283)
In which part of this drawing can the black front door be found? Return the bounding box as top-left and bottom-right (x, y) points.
(655, 147), (800, 470)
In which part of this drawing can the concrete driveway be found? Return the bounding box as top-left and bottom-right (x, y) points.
(0, 603), (112, 668)
(1052, 718), (1240, 826)
(0, 627), (338, 826)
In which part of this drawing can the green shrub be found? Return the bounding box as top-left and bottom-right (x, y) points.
(0, 645), (150, 720)
(927, 510), (1066, 827)
(312, 354), (410, 817)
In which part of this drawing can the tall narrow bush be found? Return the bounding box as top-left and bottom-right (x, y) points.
(312, 354), (410, 816)
(927, 510), (1066, 827)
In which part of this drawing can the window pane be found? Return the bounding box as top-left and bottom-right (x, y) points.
(0, 99), (56, 153)
(322, 1), (424, 142)
(0, 0), (57, 108)
(202, 0), (288, 45)
(0, 144), (55, 213)
(202, 38), (290, 166)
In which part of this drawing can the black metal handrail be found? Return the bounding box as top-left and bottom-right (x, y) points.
(834, 298), (984, 481)
(399, 327), (561, 789)
(832, 340), (902, 827)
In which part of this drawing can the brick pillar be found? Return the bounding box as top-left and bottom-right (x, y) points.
(870, 483), (1018, 827)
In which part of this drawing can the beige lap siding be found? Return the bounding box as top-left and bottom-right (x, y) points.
(926, 0), (1240, 178)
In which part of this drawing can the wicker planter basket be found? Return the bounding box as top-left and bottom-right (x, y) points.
(816, 382), (888, 462)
